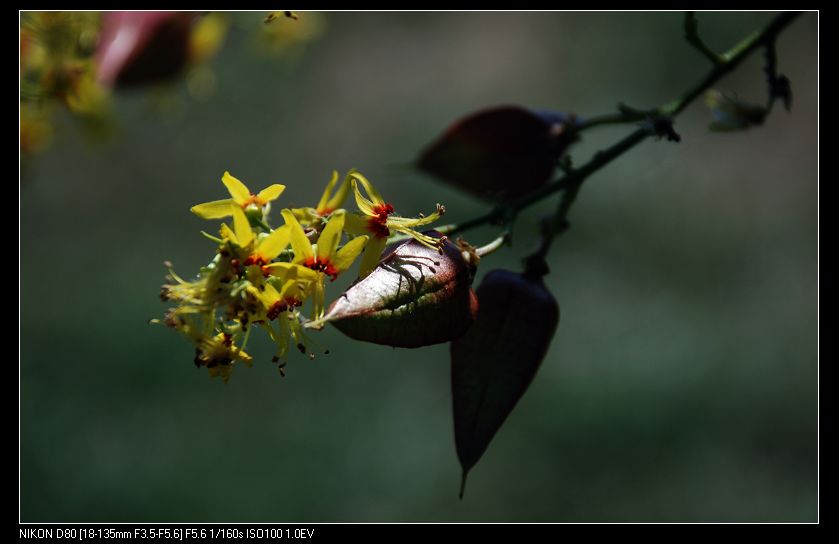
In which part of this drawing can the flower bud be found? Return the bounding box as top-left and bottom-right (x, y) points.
(321, 231), (478, 348)
(450, 261), (559, 498)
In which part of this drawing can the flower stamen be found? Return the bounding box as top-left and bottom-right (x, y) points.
(367, 202), (394, 238)
(304, 256), (339, 281)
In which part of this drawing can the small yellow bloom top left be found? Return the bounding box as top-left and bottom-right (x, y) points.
(191, 171), (286, 219)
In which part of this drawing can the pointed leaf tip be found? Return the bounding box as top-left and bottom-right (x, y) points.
(459, 470), (468, 500)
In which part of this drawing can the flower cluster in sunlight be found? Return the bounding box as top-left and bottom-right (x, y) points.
(156, 170), (446, 381)
(20, 11), (316, 163)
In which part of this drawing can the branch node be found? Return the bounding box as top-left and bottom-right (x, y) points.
(684, 12), (725, 66)
(640, 116), (681, 143)
(558, 155), (574, 174)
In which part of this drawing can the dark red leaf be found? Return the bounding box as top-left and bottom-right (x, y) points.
(96, 12), (195, 89)
(418, 106), (578, 201)
(451, 264), (559, 498)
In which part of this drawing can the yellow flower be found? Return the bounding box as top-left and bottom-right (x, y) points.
(280, 209), (368, 318)
(314, 170), (352, 215)
(160, 165), (449, 375)
(189, 13), (229, 64)
(255, 267), (319, 362)
(191, 171), (285, 219)
(258, 260), (320, 319)
(217, 206), (289, 261)
(259, 268), (314, 317)
(345, 171), (445, 278)
(291, 170), (352, 225)
(194, 332), (253, 383)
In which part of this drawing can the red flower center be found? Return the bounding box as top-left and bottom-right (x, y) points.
(242, 193), (268, 208)
(243, 254), (272, 277)
(367, 202), (394, 239)
(304, 256), (340, 281)
(243, 255), (269, 267)
(267, 298), (302, 320)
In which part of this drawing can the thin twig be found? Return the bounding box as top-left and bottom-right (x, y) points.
(443, 11), (802, 242)
(684, 12), (725, 65)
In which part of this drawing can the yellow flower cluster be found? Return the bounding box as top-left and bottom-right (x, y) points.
(20, 12), (110, 156)
(157, 170), (445, 381)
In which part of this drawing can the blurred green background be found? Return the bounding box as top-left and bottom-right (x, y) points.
(20, 12), (817, 522)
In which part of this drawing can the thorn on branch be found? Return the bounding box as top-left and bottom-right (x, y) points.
(772, 75), (793, 111)
(764, 41), (793, 111)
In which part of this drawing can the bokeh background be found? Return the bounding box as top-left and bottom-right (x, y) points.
(20, 12), (818, 522)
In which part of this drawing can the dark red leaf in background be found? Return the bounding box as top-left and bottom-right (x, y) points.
(96, 12), (196, 89)
(418, 106), (578, 201)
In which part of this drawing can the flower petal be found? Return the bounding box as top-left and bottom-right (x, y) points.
(222, 171), (251, 204)
(281, 209), (313, 262)
(191, 199), (235, 219)
(352, 179), (377, 216)
(268, 319), (289, 359)
(290, 207), (318, 227)
(343, 213), (369, 236)
(392, 225), (440, 249)
(358, 235), (388, 278)
(233, 347), (252, 363)
(349, 170), (385, 204)
(280, 273), (314, 301)
(316, 170), (339, 213)
(387, 207), (443, 228)
(332, 235), (368, 273)
(312, 279), (326, 320)
(324, 172), (352, 214)
(261, 283), (282, 305)
(264, 262), (319, 279)
(232, 206), (254, 247)
(257, 183), (286, 203)
(219, 222), (237, 244)
(317, 211), (345, 261)
(257, 225), (291, 260)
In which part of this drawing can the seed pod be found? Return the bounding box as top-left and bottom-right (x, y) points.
(451, 260), (559, 498)
(418, 106), (579, 201)
(322, 231), (478, 348)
